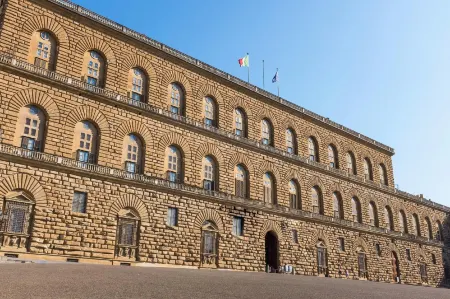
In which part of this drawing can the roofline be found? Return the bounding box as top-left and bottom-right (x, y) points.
(45, 0), (395, 154)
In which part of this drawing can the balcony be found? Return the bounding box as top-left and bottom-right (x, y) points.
(0, 142), (444, 247)
(0, 54), (446, 213)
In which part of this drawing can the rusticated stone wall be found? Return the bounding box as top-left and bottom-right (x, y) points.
(0, 0), (447, 288)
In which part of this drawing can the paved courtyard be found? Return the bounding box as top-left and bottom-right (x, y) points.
(0, 263), (448, 299)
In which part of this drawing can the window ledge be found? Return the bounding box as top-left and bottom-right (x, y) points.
(166, 225), (179, 231)
(69, 211), (88, 218)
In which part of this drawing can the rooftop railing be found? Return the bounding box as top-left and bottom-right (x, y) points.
(44, 0), (394, 154)
(0, 53), (448, 213)
(0, 142), (444, 247)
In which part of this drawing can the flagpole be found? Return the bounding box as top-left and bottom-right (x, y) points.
(247, 53), (250, 83)
(276, 68), (279, 97)
(263, 60), (265, 89)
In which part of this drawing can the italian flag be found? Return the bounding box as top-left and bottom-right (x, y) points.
(238, 54), (249, 67)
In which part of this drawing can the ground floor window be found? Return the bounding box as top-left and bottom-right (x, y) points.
(419, 263), (428, 283)
(317, 241), (328, 276)
(0, 191), (34, 250)
(115, 208), (140, 260)
(200, 221), (218, 267)
(358, 252), (367, 279)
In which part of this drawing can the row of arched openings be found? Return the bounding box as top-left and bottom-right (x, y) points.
(27, 30), (390, 185)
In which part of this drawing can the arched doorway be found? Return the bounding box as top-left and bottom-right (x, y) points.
(391, 251), (400, 283)
(265, 231), (279, 272)
(200, 220), (219, 268)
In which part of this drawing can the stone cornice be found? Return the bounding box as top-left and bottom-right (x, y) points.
(0, 54), (447, 213)
(0, 142), (443, 248)
(37, 0), (395, 155)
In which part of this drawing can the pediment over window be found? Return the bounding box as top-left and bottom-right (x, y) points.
(5, 190), (34, 203)
(202, 220), (218, 232)
(118, 208), (140, 220)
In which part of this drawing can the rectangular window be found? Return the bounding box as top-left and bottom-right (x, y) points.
(72, 192), (87, 213)
(289, 194), (297, 209)
(339, 237), (345, 251)
(20, 136), (36, 151)
(204, 118), (214, 126)
(358, 253), (367, 278)
(87, 76), (98, 86)
(264, 187), (272, 203)
(167, 171), (177, 182)
(232, 216), (244, 236)
(235, 128), (242, 136)
(131, 92), (142, 102)
(118, 219), (136, 246)
(420, 263), (428, 282)
(9, 207), (27, 233)
(166, 207), (178, 227)
(203, 180), (214, 191)
(77, 150), (90, 163)
(170, 106), (179, 115)
(125, 161), (137, 173)
(34, 57), (47, 69)
(235, 179), (245, 197)
(292, 229), (298, 244)
(406, 249), (411, 261)
(375, 244), (381, 256)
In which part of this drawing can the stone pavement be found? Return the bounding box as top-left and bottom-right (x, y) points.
(0, 264), (448, 299)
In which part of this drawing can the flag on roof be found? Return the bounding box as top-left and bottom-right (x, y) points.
(238, 54), (249, 67)
(272, 69), (279, 83)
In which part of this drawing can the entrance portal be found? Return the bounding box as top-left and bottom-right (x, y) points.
(391, 251), (400, 282)
(265, 231), (279, 272)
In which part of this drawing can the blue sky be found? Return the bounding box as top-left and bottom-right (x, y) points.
(73, 0), (450, 207)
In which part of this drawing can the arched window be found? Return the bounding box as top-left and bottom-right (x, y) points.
(317, 240), (328, 276)
(169, 83), (184, 115)
(234, 164), (248, 198)
(412, 213), (421, 236)
(435, 220), (443, 241)
(384, 206), (394, 231)
(122, 134), (142, 173)
(261, 119), (273, 146)
(328, 144), (338, 168)
(346, 151), (356, 175)
(332, 192), (343, 219)
(234, 108), (247, 137)
(419, 263), (428, 283)
(263, 172), (275, 204)
(364, 158), (373, 181)
(351, 197), (362, 223)
(203, 96), (217, 127)
(368, 201), (379, 227)
(1, 190), (35, 250)
(308, 137), (319, 162)
(73, 121), (98, 163)
(289, 180), (300, 209)
(115, 208), (140, 261)
(399, 210), (408, 233)
(15, 105), (46, 152)
(202, 156), (217, 191)
(286, 128), (297, 154)
(379, 164), (388, 186)
(165, 145), (182, 183)
(311, 186), (323, 215)
(424, 217), (432, 239)
(128, 68), (147, 102)
(29, 31), (56, 70)
(82, 50), (105, 87)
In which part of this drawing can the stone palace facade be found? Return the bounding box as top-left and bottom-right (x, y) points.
(0, 0), (448, 287)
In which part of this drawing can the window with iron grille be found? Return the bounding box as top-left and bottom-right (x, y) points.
(118, 218), (137, 246)
(358, 253), (367, 278)
(2, 201), (32, 234)
(166, 207), (178, 227)
(72, 192), (87, 213)
(232, 217), (244, 236)
(419, 263), (428, 282)
(317, 247), (327, 275)
(338, 238), (345, 251)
